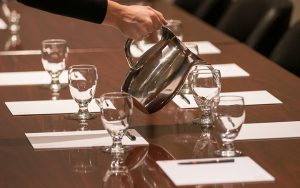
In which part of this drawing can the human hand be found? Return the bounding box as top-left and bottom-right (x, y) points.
(103, 1), (167, 40)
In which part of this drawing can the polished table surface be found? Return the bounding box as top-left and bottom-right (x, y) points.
(0, 0), (300, 188)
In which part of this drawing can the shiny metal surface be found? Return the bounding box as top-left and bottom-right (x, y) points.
(122, 26), (208, 114)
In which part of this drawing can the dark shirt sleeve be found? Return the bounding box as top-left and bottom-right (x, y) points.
(16, 0), (108, 23)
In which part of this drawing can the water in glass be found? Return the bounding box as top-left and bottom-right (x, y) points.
(214, 96), (245, 157)
(41, 39), (68, 92)
(68, 64), (98, 120)
(191, 67), (221, 127)
(98, 92), (133, 154)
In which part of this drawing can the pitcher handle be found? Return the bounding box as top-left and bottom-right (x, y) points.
(124, 38), (136, 69)
(124, 26), (175, 70)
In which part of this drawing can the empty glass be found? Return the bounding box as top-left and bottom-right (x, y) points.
(68, 64), (98, 120)
(214, 96), (245, 157)
(166, 19), (183, 41)
(191, 67), (221, 127)
(156, 19), (183, 42)
(98, 92), (133, 154)
(41, 39), (68, 92)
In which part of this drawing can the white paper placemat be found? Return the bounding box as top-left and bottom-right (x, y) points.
(212, 63), (250, 77)
(0, 18), (7, 30)
(173, 90), (282, 108)
(130, 41), (221, 57)
(185, 41), (221, 54)
(25, 129), (148, 150)
(0, 70), (68, 86)
(157, 156), (274, 186)
(5, 99), (101, 116)
(236, 121), (300, 140)
(0, 71), (68, 86)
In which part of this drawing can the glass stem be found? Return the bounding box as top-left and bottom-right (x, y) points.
(200, 106), (213, 125)
(78, 103), (89, 115)
(112, 137), (123, 151)
(202, 108), (211, 117)
(224, 141), (235, 151)
(50, 76), (61, 92)
(202, 128), (211, 138)
(51, 76), (60, 84)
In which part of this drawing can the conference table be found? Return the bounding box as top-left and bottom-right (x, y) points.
(0, 0), (300, 188)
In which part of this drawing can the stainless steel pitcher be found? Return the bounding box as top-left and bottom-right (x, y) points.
(121, 26), (209, 114)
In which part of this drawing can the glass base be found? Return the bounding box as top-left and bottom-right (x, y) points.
(102, 146), (129, 154)
(192, 117), (213, 128)
(69, 112), (96, 120)
(214, 149), (242, 157)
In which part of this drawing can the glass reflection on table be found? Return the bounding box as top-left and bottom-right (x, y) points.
(193, 127), (219, 158)
(69, 148), (98, 174)
(174, 108), (200, 143)
(2, 1), (22, 50)
(103, 153), (134, 188)
(124, 145), (174, 188)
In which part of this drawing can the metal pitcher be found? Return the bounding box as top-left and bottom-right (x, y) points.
(121, 26), (209, 114)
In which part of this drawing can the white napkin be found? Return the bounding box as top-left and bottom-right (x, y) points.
(185, 41), (221, 54)
(0, 70), (68, 86)
(212, 63), (250, 77)
(5, 99), (102, 116)
(173, 90), (282, 108)
(0, 18), (7, 30)
(157, 156), (274, 186)
(130, 41), (221, 57)
(25, 129), (148, 150)
(236, 121), (300, 140)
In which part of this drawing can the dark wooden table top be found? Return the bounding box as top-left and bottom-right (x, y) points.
(0, 0), (300, 188)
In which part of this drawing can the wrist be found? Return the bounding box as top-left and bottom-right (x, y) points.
(103, 0), (124, 27)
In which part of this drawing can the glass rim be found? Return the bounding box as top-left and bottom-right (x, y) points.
(41, 39), (67, 46)
(69, 64), (97, 69)
(192, 68), (220, 75)
(100, 91), (132, 99)
(42, 39), (67, 45)
(218, 95), (244, 101)
(166, 19), (182, 25)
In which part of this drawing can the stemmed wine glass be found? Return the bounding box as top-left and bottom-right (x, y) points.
(41, 39), (68, 92)
(68, 64), (98, 120)
(98, 92), (133, 154)
(190, 67), (221, 127)
(214, 96), (245, 157)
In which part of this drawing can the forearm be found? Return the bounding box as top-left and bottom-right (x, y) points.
(17, 0), (167, 40)
(102, 0), (122, 26)
(16, 0), (108, 23)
